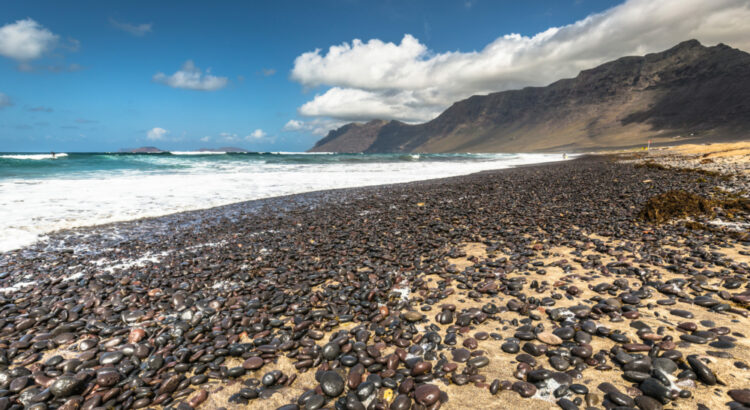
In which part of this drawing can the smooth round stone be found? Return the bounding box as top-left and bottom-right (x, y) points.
(652, 358), (677, 374)
(320, 371), (345, 397)
(463, 338), (478, 350)
(99, 351), (124, 365)
(640, 377), (673, 403)
(191, 374), (208, 385)
(451, 349), (470, 363)
(549, 355), (569, 371)
(414, 384), (440, 406)
(709, 340), (735, 349)
(687, 356), (716, 385)
(402, 311), (425, 322)
(556, 398), (578, 410)
(624, 371), (650, 383)
(527, 369), (551, 383)
(512, 381), (537, 398)
(670, 309), (694, 319)
(635, 395), (663, 410)
(522, 343), (545, 356)
(242, 357), (264, 370)
(411, 361), (432, 376)
(9, 376), (29, 392)
(50, 376), (84, 397)
(728, 389), (750, 406)
(467, 356), (489, 368)
(239, 388), (259, 399)
(96, 369), (121, 387)
(607, 391), (635, 407)
(79, 339), (98, 351)
(490, 379), (501, 395)
(570, 384), (588, 394)
(304, 394), (325, 410)
(537, 332), (562, 345)
(322, 343), (340, 361)
(501, 342), (520, 354)
(261, 371), (278, 386)
(680, 334), (707, 344)
(553, 327), (575, 340)
(146, 355), (164, 370)
(391, 394), (412, 410)
(341, 355), (358, 367)
(228, 367), (246, 378)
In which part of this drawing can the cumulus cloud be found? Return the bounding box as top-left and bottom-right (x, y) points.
(147, 127), (168, 140)
(283, 118), (346, 136)
(200, 136), (211, 142)
(291, 0), (750, 123)
(0, 19), (59, 61)
(261, 68), (276, 76)
(217, 132), (239, 142)
(153, 60), (228, 91)
(246, 129), (267, 140)
(109, 18), (153, 36)
(0, 93), (13, 109)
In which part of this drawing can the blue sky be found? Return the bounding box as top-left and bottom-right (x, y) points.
(1, 0), (748, 152)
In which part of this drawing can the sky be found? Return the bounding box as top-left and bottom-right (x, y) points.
(1, 0), (749, 152)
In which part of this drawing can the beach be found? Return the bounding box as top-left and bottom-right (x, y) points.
(0, 148), (749, 410)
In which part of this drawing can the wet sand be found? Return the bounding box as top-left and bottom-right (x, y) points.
(0, 151), (748, 410)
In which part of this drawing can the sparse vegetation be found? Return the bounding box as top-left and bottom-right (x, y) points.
(638, 190), (714, 223)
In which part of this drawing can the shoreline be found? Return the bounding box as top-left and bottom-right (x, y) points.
(0, 152), (571, 254)
(0, 148), (749, 409)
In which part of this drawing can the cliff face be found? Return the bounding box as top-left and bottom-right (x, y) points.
(309, 40), (750, 153)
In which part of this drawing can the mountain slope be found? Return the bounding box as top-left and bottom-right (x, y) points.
(309, 40), (750, 153)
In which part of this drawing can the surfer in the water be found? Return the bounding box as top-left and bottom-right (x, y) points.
(51, 151), (56, 159)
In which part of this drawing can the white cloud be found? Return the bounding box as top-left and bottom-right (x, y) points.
(153, 60), (228, 91)
(282, 120), (305, 132)
(261, 68), (276, 76)
(200, 136), (211, 142)
(0, 93), (12, 109)
(147, 127), (168, 140)
(109, 18), (153, 36)
(291, 0), (750, 123)
(283, 118), (346, 136)
(0, 19), (59, 61)
(219, 132), (238, 142)
(246, 129), (267, 140)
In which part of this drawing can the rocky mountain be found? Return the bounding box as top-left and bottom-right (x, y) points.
(309, 40), (750, 153)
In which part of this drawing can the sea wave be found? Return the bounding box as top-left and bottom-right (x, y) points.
(170, 151), (228, 155)
(0, 153), (68, 160)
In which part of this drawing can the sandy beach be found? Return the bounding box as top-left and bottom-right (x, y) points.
(0, 146), (748, 410)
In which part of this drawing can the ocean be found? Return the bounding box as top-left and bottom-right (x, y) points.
(0, 151), (569, 252)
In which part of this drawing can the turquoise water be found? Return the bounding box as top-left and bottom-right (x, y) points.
(0, 152), (498, 180)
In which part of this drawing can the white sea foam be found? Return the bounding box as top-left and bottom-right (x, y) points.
(0, 153), (571, 252)
(170, 151), (227, 155)
(0, 280), (37, 293)
(1, 153), (68, 160)
(96, 252), (169, 273)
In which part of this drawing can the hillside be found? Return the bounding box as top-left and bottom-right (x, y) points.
(309, 40), (750, 153)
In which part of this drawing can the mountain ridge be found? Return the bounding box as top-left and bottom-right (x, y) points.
(309, 40), (750, 153)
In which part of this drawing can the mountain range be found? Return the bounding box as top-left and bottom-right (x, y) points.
(309, 40), (750, 153)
